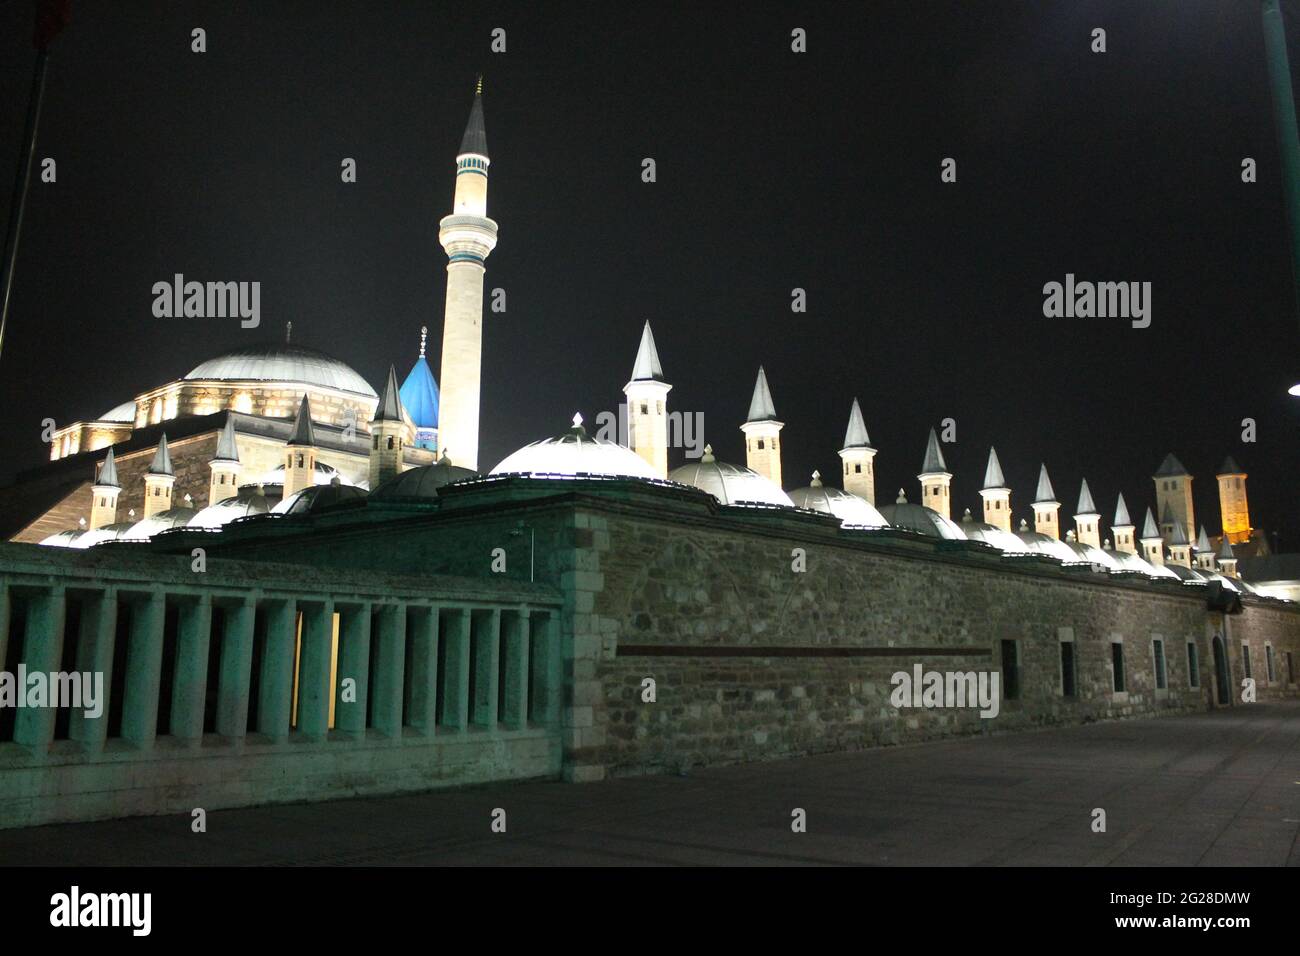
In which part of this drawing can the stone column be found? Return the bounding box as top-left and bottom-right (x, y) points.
(169, 595), (212, 742)
(501, 607), (530, 730)
(441, 608), (471, 730)
(333, 602), (371, 736)
(70, 588), (117, 752)
(369, 603), (406, 737)
(295, 599), (334, 739)
(216, 598), (255, 738)
(257, 600), (296, 741)
(120, 590), (165, 748)
(13, 586), (67, 751)
(530, 611), (562, 726)
(405, 605), (439, 733)
(471, 608), (501, 727)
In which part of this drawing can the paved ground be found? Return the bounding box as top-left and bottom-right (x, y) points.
(3, 702), (1299, 866)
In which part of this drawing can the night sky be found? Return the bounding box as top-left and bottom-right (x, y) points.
(1, 1), (1297, 548)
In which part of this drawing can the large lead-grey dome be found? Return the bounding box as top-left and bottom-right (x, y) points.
(184, 343), (378, 397)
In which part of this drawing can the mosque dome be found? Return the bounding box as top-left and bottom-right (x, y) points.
(98, 400), (136, 423)
(183, 343), (378, 398)
(399, 328), (440, 430)
(667, 445), (793, 507)
(491, 414), (659, 480)
(273, 482), (368, 516)
(957, 512), (1030, 552)
(256, 460), (355, 487)
(1014, 527), (1084, 563)
(120, 507), (199, 541)
(73, 521), (136, 548)
(190, 488), (274, 528)
(370, 459), (479, 501)
(788, 471), (885, 526)
(876, 491), (966, 539)
(1060, 533), (1121, 570)
(39, 529), (88, 548)
(1106, 548), (1165, 577)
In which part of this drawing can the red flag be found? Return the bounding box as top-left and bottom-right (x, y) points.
(34, 0), (71, 51)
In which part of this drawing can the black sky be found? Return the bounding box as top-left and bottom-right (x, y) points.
(1, 1), (1297, 548)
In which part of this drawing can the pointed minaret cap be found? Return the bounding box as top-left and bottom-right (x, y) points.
(95, 446), (120, 488)
(1196, 525), (1212, 552)
(1033, 464), (1058, 504)
(701, 443), (716, 464)
(1141, 507), (1161, 539)
(212, 416), (240, 463)
(1216, 455), (1244, 476)
(1075, 478), (1098, 516)
(372, 364), (407, 424)
(841, 398), (872, 450)
(1216, 535), (1235, 560)
(1113, 492), (1132, 527)
(919, 428), (949, 475)
(148, 434), (174, 476)
(286, 395), (316, 447)
(629, 321), (666, 383)
(982, 447), (1007, 490)
(1161, 502), (1177, 526)
(1168, 518), (1190, 547)
(1153, 452), (1190, 478)
(809, 470), (823, 487)
(746, 366), (779, 422)
(458, 79), (488, 158)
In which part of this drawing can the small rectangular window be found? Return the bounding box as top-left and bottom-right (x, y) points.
(1186, 642), (1199, 688)
(1242, 644), (1252, 679)
(1288, 652), (1295, 684)
(1000, 640), (1020, 700)
(1265, 645), (1276, 683)
(855, 464), (861, 473)
(1059, 641), (1076, 697)
(1111, 642), (1125, 693)
(1153, 639), (1166, 690)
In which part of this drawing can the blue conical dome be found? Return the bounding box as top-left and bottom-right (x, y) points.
(399, 334), (440, 452)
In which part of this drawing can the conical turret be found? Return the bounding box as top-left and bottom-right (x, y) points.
(741, 366), (783, 487)
(624, 321), (672, 478)
(838, 398), (877, 503)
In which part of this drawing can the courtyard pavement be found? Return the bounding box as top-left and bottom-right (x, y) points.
(2, 702), (1298, 866)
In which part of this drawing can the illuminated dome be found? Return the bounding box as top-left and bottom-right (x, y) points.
(957, 512), (1030, 552)
(256, 460), (355, 487)
(371, 458), (479, 501)
(877, 491), (966, 539)
(73, 521), (135, 548)
(190, 488), (274, 528)
(1061, 532), (1120, 570)
(667, 445), (793, 507)
(788, 471), (886, 526)
(184, 343), (377, 397)
(120, 507), (199, 541)
(1106, 547), (1174, 578)
(491, 414), (659, 480)
(99, 400), (136, 423)
(273, 482), (368, 515)
(39, 529), (88, 548)
(1014, 526), (1083, 563)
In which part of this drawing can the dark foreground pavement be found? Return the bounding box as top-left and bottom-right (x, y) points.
(3, 702), (1298, 866)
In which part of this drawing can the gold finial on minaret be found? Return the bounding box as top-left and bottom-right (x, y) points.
(476, 74), (483, 95)
(420, 325), (428, 357)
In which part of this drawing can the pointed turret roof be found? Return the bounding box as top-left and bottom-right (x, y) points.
(95, 447), (120, 488)
(287, 395), (316, 447)
(1196, 525), (1212, 552)
(1113, 493), (1132, 527)
(1075, 478), (1098, 515)
(841, 398), (872, 450)
(148, 434), (174, 476)
(629, 321), (665, 382)
(1033, 464), (1057, 504)
(372, 364), (406, 423)
(982, 447), (1006, 490)
(919, 428), (949, 475)
(1216, 455), (1243, 476)
(1141, 507), (1160, 539)
(399, 327), (440, 430)
(746, 366), (778, 422)
(458, 81), (488, 158)
(1161, 502), (1176, 526)
(1168, 518), (1189, 547)
(213, 416), (240, 463)
(1216, 535), (1235, 560)
(1153, 452), (1189, 478)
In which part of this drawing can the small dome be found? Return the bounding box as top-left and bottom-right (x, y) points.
(788, 472), (885, 526)
(98, 400), (136, 423)
(877, 499), (966, 539)
(256, 460), (355, 487)
(1015, 530), (1082, 563)
(491, 414), (659, 480)
(273, 482), (368, 515)
(119, 507), (199, 541)
(667, 445), (793, 507)
(190, 488), (274, 528)
(72, 522), (135, 549)
(1164, 564), (1207, 583)
(39, 529), (87, 548)
(370, 459), (479, 500)
(959, 518), (1031, 553)
(1061, 539), (1121, 570)
(184, 343), (377, 397)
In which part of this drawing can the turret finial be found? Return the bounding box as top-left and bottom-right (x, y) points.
(285, 321), (292, 344)
(476, 74), (483, 96)
(420, 325), (428, 357)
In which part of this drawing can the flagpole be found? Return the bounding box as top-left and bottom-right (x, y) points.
(0, 46), (51, 368)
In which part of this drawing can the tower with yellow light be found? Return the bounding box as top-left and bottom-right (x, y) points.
(1215, 456), (1251, 545)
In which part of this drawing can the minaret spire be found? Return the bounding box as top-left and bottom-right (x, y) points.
(624, 321), (672, 478)
(741, 366), (784, 488)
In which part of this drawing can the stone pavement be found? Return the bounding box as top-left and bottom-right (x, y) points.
(2, 702), (1297, 866)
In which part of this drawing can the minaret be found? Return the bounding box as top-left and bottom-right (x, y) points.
(1167, 518), (1192, 568)
(89, 447), (121, 530)
(1112, 493), (1136, 554)
(436, 78), (499, 471)
(1073, 479), (1101, 548)
(1140, 507), (1165, 566)
(1194, 525), (1216, 571)
(143, 434), (175, 518)
(284, 395), (318, 497)
(917, 428), (952, 519)
(741, 366), (783, 488)
(979, 447), (1011, 531)
(1216, 535), (1238, 578)
(1215, 456), (1251, 545)
(370, 365), (408, 489)
(1153, 453), (1194, 546)
(1032, 464), (1061, 539)
(209, 416), (241, 506)
(623, 321), (671, 478)
(838, 398), (877, 503)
